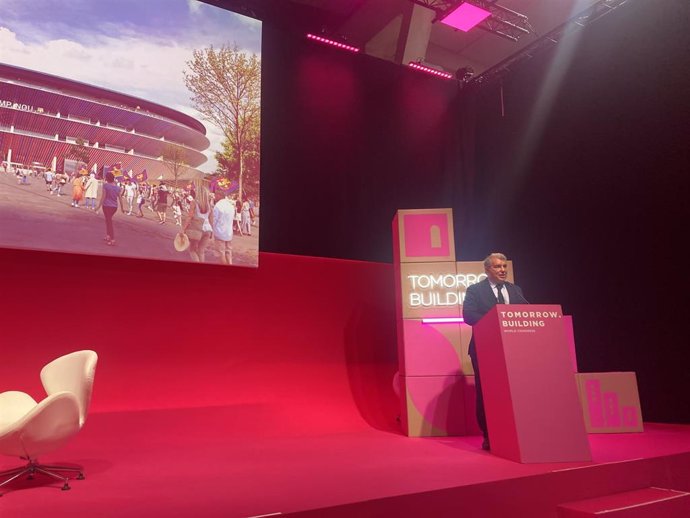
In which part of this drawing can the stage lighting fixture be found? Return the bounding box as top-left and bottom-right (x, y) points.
(440, 2), (492, 32)
(306, 33), (360, 53)
(408, 61), (454, 79)
(455, 66), (474, 82)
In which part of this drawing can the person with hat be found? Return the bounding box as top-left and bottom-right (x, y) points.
(212, 190), (236, 265)
(71, 172), (86, 207)
(84, 173), (99, 210)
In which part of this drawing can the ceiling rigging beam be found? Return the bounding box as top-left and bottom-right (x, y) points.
(470, 0), (634, 86)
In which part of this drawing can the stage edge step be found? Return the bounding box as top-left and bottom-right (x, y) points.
(556, 486), (690, 517)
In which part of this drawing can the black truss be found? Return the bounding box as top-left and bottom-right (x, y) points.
(470, 0), (633, 86)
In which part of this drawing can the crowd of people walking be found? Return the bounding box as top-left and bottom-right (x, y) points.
(1, 162), (258, 265)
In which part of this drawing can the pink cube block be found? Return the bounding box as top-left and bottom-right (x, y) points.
(400, 375), (468, 437)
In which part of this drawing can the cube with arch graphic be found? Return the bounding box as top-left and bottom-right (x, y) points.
(392, 208), (455, 263)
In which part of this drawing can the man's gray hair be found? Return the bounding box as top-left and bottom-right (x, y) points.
(483, 252), (507, 269)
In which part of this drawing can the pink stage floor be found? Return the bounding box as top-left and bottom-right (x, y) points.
(1, 407), (689, 518)
(1, 252), (688, 516)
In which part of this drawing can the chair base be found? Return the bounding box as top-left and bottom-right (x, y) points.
(0, 459), (84, 495)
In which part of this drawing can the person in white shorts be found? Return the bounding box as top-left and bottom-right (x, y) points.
(212, 191), (236, 265)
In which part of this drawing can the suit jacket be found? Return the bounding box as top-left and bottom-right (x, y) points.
(463, 278), (528, 358)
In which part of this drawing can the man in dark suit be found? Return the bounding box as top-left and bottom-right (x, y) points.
(463, 252), (528, 451)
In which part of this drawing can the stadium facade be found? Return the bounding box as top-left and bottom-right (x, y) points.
(0, 62), (209, 181)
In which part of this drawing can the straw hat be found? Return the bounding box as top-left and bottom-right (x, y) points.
(173, 232), (190, 252)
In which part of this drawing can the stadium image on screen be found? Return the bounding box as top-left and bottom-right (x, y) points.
(0, 0), (261, 268)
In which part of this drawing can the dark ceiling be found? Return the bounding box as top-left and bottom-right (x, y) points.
(207, 0), (632, 82)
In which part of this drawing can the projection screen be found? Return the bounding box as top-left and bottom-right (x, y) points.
(0, 0), (261, 268)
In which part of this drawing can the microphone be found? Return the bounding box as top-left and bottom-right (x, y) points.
(505, 281), (530, 304)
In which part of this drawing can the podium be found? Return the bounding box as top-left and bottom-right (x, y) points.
(474, 304), (591, 463)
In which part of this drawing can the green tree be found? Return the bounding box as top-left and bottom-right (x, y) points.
(67, 138), (90, 166)
(162, 143), (188, 187)
(214, 126), (260, 199)
(184, 45), (261, 199)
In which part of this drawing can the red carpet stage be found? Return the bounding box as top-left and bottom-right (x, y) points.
(1, 252), (689, 517)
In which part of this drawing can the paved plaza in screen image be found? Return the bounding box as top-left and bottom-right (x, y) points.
(0, 172), (259, 267)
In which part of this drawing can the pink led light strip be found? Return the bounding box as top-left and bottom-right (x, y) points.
(306, 34), (360, 53)
(408, 62), (453, 79)
(421, 317), (465, 324)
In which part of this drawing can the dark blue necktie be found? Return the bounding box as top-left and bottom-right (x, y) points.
(496, 284), (505, 304)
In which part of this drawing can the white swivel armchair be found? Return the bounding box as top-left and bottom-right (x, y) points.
(0, 350), (98, 494)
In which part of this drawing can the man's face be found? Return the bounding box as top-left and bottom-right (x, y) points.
(485, 257), (508, 284)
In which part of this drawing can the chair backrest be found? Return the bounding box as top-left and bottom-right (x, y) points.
(40, 350), (98, 427)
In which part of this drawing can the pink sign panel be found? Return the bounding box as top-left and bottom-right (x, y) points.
(403, 213), (451, 258)
(475, 304), (592, 463)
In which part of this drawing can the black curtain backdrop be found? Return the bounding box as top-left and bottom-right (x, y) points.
(260, 28), (462, 262)
(454, 0), (690, 423)
(258, 0), (689, 422)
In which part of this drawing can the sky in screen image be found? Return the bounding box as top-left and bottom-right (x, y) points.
(0, 0), (262, 173)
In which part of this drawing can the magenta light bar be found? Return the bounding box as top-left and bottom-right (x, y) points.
(440, 2), (492, 32)
(408, 62), (453, 79)
(306, 34), (360, 53)
(422, 317), (465, 324)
